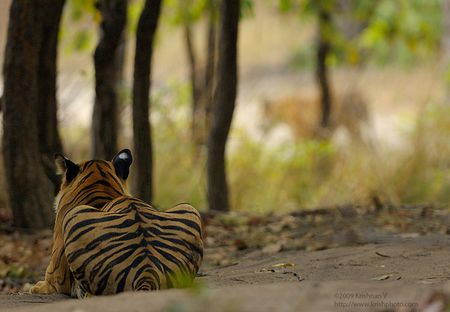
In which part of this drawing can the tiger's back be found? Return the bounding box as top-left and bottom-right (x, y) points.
(63, 197), (203, 296)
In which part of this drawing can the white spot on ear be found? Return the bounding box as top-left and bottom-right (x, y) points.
(118, 152), (129, 161)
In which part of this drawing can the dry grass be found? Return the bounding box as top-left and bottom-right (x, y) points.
(146, 72), (450, 213)
(0, 70), (449, 216)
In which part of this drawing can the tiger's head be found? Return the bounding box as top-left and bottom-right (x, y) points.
(53, 149), (133, 212)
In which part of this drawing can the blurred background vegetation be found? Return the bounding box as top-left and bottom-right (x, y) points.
(0, 0), (449, 221)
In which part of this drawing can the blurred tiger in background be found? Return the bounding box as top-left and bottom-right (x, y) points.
(30, 149), (203, 298)
(263, 89), (372, 143)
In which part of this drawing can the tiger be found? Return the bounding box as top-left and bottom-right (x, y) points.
(30, 149), (203, 297)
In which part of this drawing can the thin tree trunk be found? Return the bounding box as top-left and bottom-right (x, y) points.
(92, 0), (127, 160)
(207, 0), (239, 212)
(443, 0), (450, 101)
(132, 0), (162, 203)
(2, 1), (57, 228)
(317, 8), (332, 129)
(37, 0), (65, 192)
(184, 23), (201, 144)
(189, 0), (218, 152)
(443, 0), (450, 62)
(203, 0), (218, 137)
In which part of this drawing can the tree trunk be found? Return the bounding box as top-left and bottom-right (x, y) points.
(203, 0), (218, 141)
(443, 0), (450, 62)
(132, 0), (162, 204)
(207, 0), (239, 212)
(186, 0), (218, 152)
(184, 23), (201, 145)
(2, 0), (59, 228)
(317, 8), (332, 129)
(443, 0), (450, 101)
(37, 0), (65, 192)
(92, 0), (127, 160)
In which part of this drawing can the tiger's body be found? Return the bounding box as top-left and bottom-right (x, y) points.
(30, 150), (203, 297)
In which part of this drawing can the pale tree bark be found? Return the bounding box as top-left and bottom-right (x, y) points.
(443, 0), (450, 101)
(207, 0), (239, 212)
(202, 0), (218, 134)
(184, 23), (201, 144)
(186, 0), (218, 151)
(191, 0), (217, 150)
(92, 0), (127, 160)
(443, 0), (450, 62)
(132, 0), (162, 203)
(178, 1), (200, 147)
(3, 0), (65, 228)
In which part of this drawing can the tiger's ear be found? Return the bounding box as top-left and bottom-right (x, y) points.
(54, 154), (79, 183)
(112, 149), (132, 180)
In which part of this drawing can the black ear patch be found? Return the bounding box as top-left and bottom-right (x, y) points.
(112, 149), (133, 180)
(54, 154), (80, 183)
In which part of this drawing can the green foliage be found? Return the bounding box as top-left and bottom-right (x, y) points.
(72, 30), (94, 52)
(278, 0), (445, 69)
(128, 0), (145, 35)
(302, 0), (335, 14)
(359, 0), (444, 65)
(278, 0), (294, 13)
(240, 0), (255, 18)
(163, 0), (254, 29)
(163, 0), (209, 26)
(60, 0), (98, 54)
(68, 0), (97, 19)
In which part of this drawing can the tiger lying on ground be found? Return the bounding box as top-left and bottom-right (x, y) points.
(30, 149), (203, 298)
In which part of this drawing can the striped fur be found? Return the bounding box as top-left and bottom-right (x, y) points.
(30, 150), (203, 297)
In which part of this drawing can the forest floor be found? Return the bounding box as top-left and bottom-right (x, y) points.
(1, 203), (450, 311)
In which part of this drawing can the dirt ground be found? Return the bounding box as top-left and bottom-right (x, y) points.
(1, 204), (450, 311)
(1, 234), (450, 312)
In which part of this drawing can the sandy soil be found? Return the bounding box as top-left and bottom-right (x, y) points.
(1, 234), (449, 312)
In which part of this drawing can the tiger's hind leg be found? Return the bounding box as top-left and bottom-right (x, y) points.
(30, 212), (72, 295)
(30, 245), (72, 295)
(29, 251), (72, 295)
